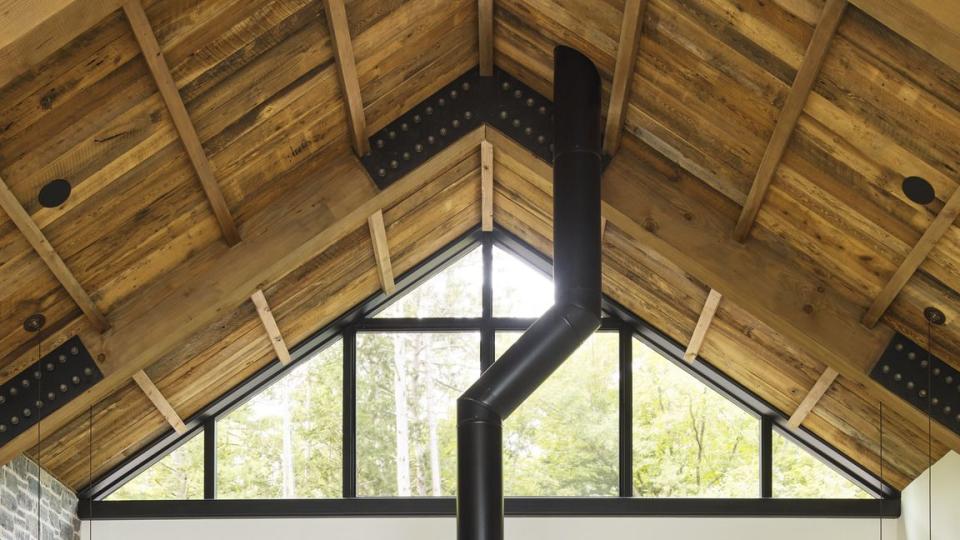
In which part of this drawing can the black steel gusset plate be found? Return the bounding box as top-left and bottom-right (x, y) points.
(361, 67), (554, 189)
(0, 336), (103, 445)
(870, 333), (960, 435)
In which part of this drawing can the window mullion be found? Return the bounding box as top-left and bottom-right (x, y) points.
(760, 416), (773, 498)
(203, 417), (216, 500)
(619, 325), (633, 497)
(481, 232), (494, 371)
(343, 329), (357, 498)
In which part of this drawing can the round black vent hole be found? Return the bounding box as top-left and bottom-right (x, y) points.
(38, 179), (71, 208)
(902, 176), (935, 205)
(23, 313), (46, 332)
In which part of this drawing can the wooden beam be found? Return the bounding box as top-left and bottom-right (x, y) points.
(850, 0), (960, 75)
(478, 0), (494, 76)
(862, 187), (960, 327)
(481, 140), (494, 231)
(368, 209), (396, 294)
(733, 0), (846, 242)
(788, 367), (839, 430)
(602, 0), (647, 156)
(250, 289), (292, 366)
(322, 0), (370, 156)
(0, 127), (484, 466)
(600, 216), (608, 241)
(132, 370), (186, 434)
(0, 0), (121, 89)
(684, 289), (722, 363)
(0, 176), (110, 333)
(122, 0), (241, 246)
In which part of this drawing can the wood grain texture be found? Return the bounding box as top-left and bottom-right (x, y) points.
(863, 186), (960, 326)
(481, 140), (494, 231)
(132, 369), (186, 434)
(478, 0), (494, 76)
(0, 176), (110, 333)
(121, 0), (240, 246)
(788, 367), (839, 430)
(250, 289), (292, 365)
(733, 0), (847, 241)
(602, 0), (646, 156)
(323, 0), (370, 156)
(684, 288), (722, 362)
(368, 209), (396, 294)
(850, 0), (960, 74)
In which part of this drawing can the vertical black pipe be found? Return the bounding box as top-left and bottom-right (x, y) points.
(456, 46), (602, 540)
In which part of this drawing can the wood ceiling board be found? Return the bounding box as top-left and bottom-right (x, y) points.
(0, 0), (123, 91)
(848, 0), (960, 76)
(354, 0), (479, 135)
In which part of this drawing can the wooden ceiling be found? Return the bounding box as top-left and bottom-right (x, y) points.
(0, 0), (958, 493)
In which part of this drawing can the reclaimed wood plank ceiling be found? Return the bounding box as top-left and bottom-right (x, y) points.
(0, 0), (957, 492)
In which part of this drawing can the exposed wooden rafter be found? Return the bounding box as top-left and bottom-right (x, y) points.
(788, 367), (839, 430)
(862, 189), (960, 327)
(478, 0), (494, 76)
(0, 128), (485, 467)
(0, 176), (110, 333)
(481, 140), (494, 231)
(602, 0), (647, 157)
(122, 0), (241, 246)
(600, 216), (608, 241)
(733, 0), (847, 242)
(368, 209), (397, 294)
(684, 289), (722, 362)
(322, 0), (370, 156)
(132, 370), (187, 434)
(251, 289), (292, 366)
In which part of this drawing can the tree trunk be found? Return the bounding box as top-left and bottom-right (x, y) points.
(281, 379), (297, 498)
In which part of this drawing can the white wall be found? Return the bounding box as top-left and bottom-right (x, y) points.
(82, 516), (900, 540)
(899, 450), (960, 540)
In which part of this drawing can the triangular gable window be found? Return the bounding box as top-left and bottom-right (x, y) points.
(97, 231), (882, 502)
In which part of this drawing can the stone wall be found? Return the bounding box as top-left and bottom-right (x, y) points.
(1, 455), (79, 540)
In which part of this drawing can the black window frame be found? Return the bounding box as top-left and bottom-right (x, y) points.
(78, 226), (900, 519)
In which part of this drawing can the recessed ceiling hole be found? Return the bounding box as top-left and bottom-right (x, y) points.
(23, 314), (45, 332)
(902, 176), (935, 205)
(38, 179), (71, 208)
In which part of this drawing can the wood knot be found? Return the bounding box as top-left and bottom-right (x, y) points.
(642, 217), (659, 234)
(802, 304), (814, 314)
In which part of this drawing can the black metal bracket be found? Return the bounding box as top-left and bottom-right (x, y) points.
(871, 333), (960, 436)
(361, 67), (554, 189)
(0, 336), (103, 446)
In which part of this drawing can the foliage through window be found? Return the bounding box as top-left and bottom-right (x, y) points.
(633, 338), (759, 497)
(497, 332), (619, 496)
(107, 432), (203, 501)
(100, 232), (882, 502)
(357, 332), (480, 496)
(216, 341), (343, 499)
(772, 431), (870, 498)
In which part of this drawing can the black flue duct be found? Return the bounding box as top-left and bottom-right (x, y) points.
(456, 46), (602, 540)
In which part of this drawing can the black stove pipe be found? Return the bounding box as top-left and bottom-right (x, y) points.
(456, 46), (602, 540)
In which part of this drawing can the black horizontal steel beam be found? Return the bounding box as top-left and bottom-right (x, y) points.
(78, 497), (900, 520)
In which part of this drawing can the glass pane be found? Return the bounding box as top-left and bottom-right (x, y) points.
(497, 332), (620, 496)
(632, 338), (759, 497)
(107, 432), (203, 500)
(376, 247), (482, 318)
(216, 341), (343, 499)
(492, 246), (553, 318)
(357, 332), (480, 496)
(773, 431), (871, 498)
